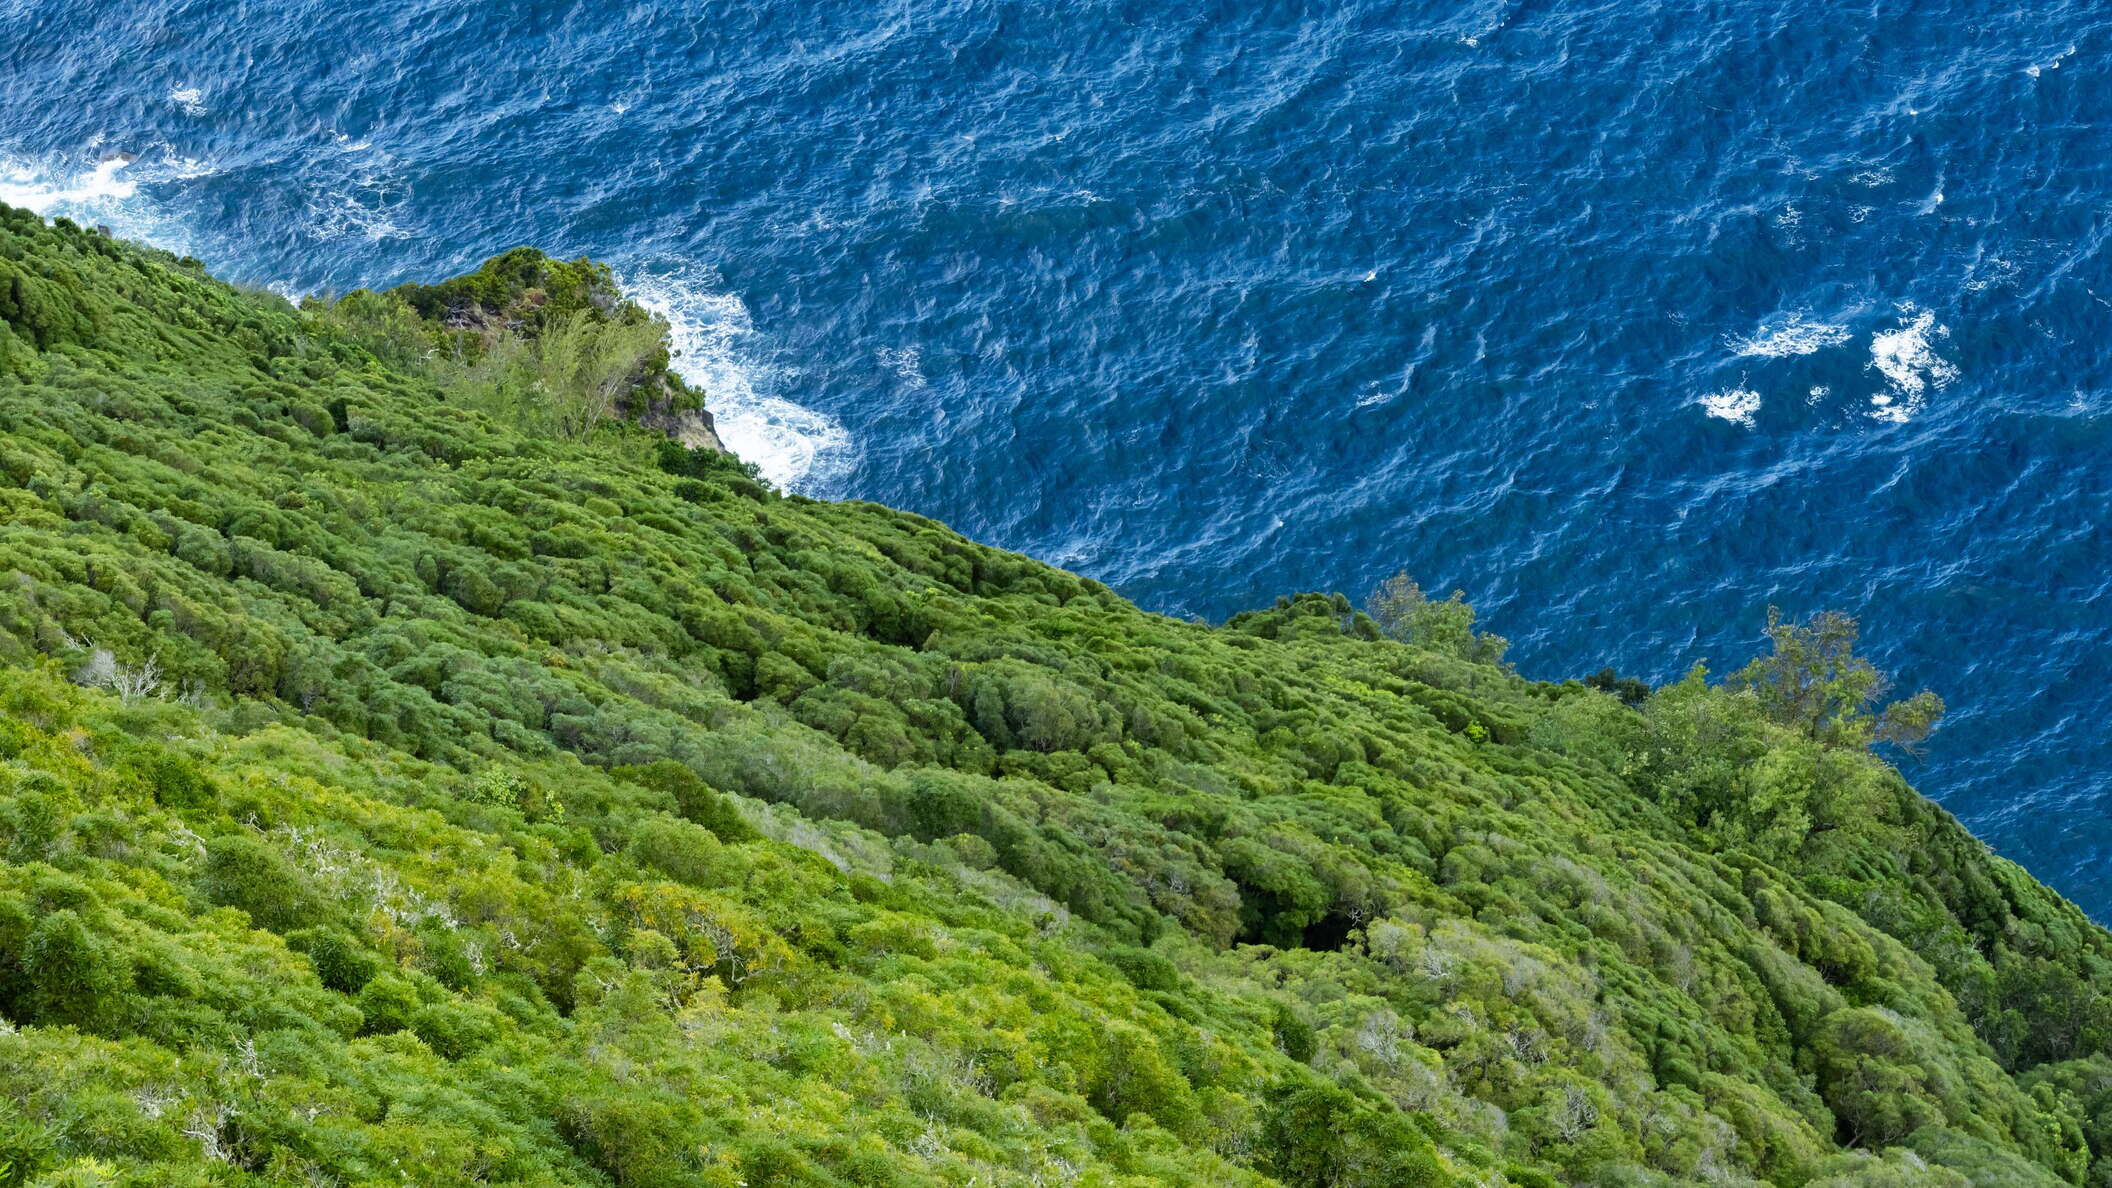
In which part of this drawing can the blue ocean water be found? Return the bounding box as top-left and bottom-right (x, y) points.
(4, 1), (2109, 914)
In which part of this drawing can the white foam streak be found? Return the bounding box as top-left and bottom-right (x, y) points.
(876, 345), (926, 388)
(1699, 387), (1761, 427)
(1867, 308), (1957, 423)
(619, 266), (854, 492)
(1730, 314), (1850, 358)
(304, 140), (410, 243)
(304, 195), (407, 242)
(2026, 46), (2076, 78)
(0, 150), (215, 254)
(0, 155), (139, 211)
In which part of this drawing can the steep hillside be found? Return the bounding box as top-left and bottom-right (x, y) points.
(0, 204), (2108, 1187)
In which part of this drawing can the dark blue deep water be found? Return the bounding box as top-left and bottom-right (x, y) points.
(5, 1), (2109, 914)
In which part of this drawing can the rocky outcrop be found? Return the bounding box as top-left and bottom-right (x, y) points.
(633, 372), (729, 454)
(640, 402), (727, 453)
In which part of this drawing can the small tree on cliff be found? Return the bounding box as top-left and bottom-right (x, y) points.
(1729, 607), (1944, 749)
(1365, 572), (1509, 665)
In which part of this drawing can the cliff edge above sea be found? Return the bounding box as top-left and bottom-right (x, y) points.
(0, 204), (2108, 1187)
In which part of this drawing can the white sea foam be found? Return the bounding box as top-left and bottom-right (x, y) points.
(1699, 387), (1762, 427)
(169, 86), (207, 116)
(304, 142), (409, 242)
(1964, 255), (2019, 293)
(1867, 393), (1905, 422)
(1730, 314), (1851, 359)
(2026, 45), (2076, 78)
(619, 265), (854, 492)
(305, 193), (407, 242)
(1867, 308), (1957, 422)
(0, 149), (213, 253)
(876, 344), (926, 388)
(163, 155), (215, 180)
(0, 153), (139, 210)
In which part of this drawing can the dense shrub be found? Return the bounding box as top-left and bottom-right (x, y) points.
(0, 204), (2105, 1186)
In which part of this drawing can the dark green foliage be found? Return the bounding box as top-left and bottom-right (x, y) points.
(0, 204), (2106, 1186)
(354, 973), (420, 1035)
(288, 926), (383, 993)
(1582, 667), (1651, 706)
(1260, 1080), (1448, 1187)
(19, 910), (128, 1031)
(0, 1118), (53, 1188)
(125, 748), (214, 809)
(199, 833), (329, 933)
(657, 437), (767, 497)
(0, 256), (96, 351)
(611, 759), (757, 841)
(391, 246), (617, 333)
(2021, 1057), (2112, 1188)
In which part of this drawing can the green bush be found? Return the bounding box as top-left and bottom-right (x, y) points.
(199, 834), (329, 933)
(0, 205), (2103, 1187)
(19, 910), (128, 1031)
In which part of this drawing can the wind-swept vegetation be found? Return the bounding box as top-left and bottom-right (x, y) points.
(0, 204), (2108, 1187)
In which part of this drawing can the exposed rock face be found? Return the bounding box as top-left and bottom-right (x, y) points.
(641, 403), (727, 453)
(634, 373), (729, 454)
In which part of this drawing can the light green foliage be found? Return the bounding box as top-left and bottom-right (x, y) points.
(313, 242), (700, 437)
(1365, 572), (1509, 664)
(435, 306), (673, 439)
(1731, 607), (1947, 748)
(0, 203), (2108, 1186)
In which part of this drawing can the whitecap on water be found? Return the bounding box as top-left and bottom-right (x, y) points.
(0, 153), (138, 210)
(0, 148), (212, 253)
(1698, 388), (1762, 427)
(169, 86), (208, 117)
(1867, 307), (1957, 422)
(618, 265), (854, 493)
(1964, 255), (2019, 293)
(1730, 314), (1851, 359)
(876, 344), (926, 389)
(2026, 46), (2076, 78)
(305, 193), (408, 242)
(303, 140), (410, 243)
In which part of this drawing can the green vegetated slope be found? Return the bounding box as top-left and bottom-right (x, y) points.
(0, 203), (2108, 1188)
